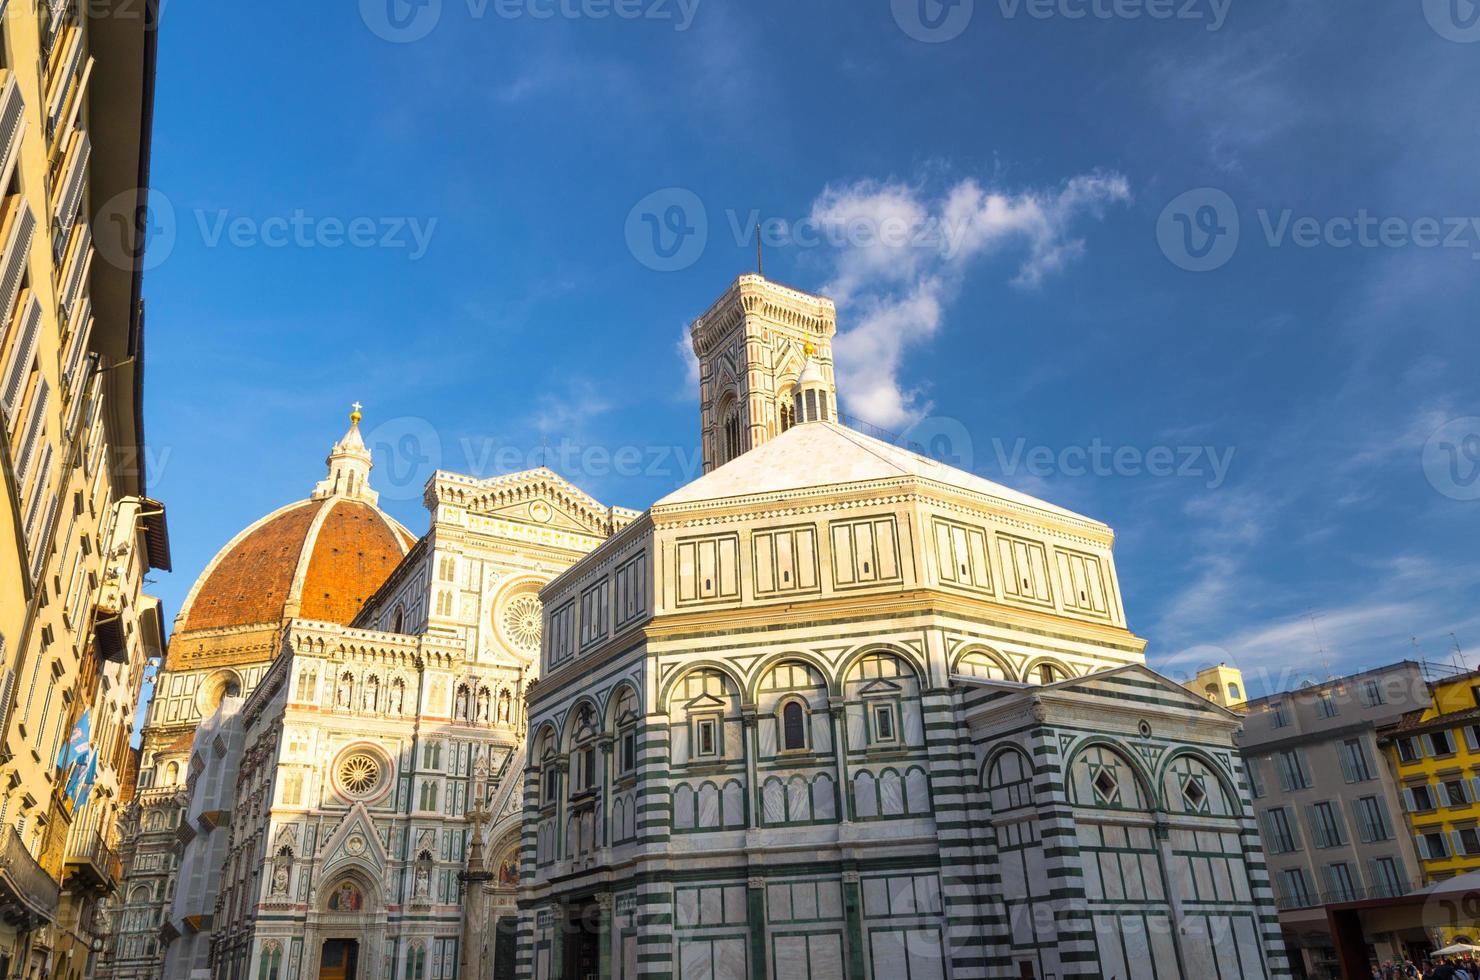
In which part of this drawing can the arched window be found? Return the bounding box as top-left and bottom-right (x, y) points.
(781, 701), (807, 751)
(390, 605), (405, 633)
(406, 943), (427, 980)
(570, 706), (598, 792)
(1227, 682), (1241, 700)
(537, 729), (559, 804)
(719, 399), (743, 464)
(612, 687), (639, 774)
(164, 761), (179, 786)
(985, 748), (1035, 811)
(1070, 745), (1150, 810)
(956, 651), (1012, 682)
(420, 781), (439, 812)
(779, 395), (796, 433)
(1036, 661), (1067, 684)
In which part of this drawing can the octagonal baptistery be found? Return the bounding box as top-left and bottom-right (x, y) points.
(524, 416), (1290, 980)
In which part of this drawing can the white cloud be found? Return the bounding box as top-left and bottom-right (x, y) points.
(807, 172), (1129, 429)
(675, 324), (700, 391)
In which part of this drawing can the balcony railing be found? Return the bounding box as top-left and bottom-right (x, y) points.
(0, 826), (59, 926)
(64, 826), (119, 891)
(1274, 878), (1424, 910)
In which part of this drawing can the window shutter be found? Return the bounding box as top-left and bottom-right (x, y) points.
(1338, 744), (1356, 784)
(1355, 801), (1373, 844)
(1286, 807), (1302, 849)
(1423, 734), (1436, 757)
(1329, 802), (1349, 845)
(1454, 831), (1467, 857)
(1402, 788), (1415, 813)
(1470, 777), (1480, 803)
(1467, 726), (1480, 752)
(1305, 804), (1325, 848)
(1417, 835), (1429, 860)
(1373, 797), (1392, 840)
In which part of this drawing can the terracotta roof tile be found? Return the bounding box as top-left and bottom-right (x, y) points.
(299, 500), (411, 624)
(180, 498), (411, 634)
(181, 501), (324, 631)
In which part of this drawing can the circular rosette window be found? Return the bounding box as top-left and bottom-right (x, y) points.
(498, 591), (544, 658)
(332, 746), (390, 802)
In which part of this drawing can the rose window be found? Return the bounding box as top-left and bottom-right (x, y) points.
(501, 594), (543, 654)
(338, 753), (381, 797)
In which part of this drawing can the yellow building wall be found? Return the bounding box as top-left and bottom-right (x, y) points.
(1385, 674), (1480, 881)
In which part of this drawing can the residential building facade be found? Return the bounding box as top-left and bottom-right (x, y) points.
(1379, 667), (1480, 883)
(1239, 662), (1428, 977)
(0, 1), (166, 978)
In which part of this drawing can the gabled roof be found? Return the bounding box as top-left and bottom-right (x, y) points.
(654, 421), (1100, 526)
(956, 661), (1239, 719)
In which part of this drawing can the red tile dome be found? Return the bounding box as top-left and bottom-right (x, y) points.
(177, 497), (415, 633)
(175, 409), (418, 635)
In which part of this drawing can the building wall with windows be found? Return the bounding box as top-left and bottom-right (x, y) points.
(1378, 668), (1480, 882)
(1238, 662), (1428, 978)
(0, 2), (165, 977)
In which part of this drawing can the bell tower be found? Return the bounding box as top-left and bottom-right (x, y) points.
(689, 274), (838, 473)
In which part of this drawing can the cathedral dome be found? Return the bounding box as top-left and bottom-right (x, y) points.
(175, 409), (417, 635)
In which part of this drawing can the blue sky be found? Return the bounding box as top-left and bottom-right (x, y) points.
(137, 0), (1480, 697)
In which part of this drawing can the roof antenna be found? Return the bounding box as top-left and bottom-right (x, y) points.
(757, 235), (764, 278)
(1452, 632), (1466, 673)
(1306, 608), (1332, 680)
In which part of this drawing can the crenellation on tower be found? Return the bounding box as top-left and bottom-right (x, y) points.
(690, 274), (840, 473)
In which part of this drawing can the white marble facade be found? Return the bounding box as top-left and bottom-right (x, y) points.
(515, 276), (1292, 980)
(208, 470), (636, 980)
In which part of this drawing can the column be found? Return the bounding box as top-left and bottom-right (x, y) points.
(829, 699), (850, 822)
(550, 902), (565, 980)
(841, 868), (865, 980)
(741, 706), (759, 823)
(748, 876), (768, 980)
(597, 893), (614, 980)
(554, 756), (569, 863)
(598, 736), (614, 849)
